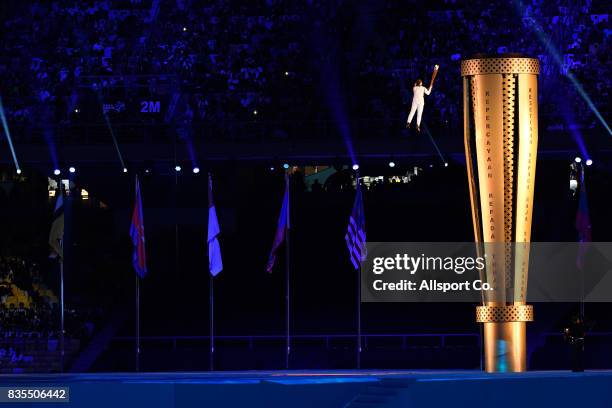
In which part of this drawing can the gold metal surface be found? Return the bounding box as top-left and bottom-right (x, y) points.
(462, 56), (539, 373)
(463, 78), (482, 245)
(476, 305), (534, 323)
(483, 322), (527, 372)
(514, 73), (538, 301)
(461, 58), (540, 76)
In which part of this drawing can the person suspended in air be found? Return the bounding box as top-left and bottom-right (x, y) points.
(405, 79), (431, 133)
(406, 64), (439, 133)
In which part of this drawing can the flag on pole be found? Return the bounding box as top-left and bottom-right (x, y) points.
(49, 188), (64, 259)
(208, 174), (223, 276)
(576, 168), (591, 270)
(345, 180), (366, 269)
(266, 174), (290, 273)
(130, 175), (147, 278)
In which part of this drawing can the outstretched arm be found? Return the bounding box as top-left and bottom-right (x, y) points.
(424, 86), (431, 95)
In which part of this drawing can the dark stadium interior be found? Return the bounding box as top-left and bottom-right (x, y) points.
(1, 0), (611, 375)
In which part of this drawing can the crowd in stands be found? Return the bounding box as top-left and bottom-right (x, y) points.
(371, 0), (611, 130)
(0, 257), (59, 333)
(0, 0), (609, 139)
(0, 256), (96, 371)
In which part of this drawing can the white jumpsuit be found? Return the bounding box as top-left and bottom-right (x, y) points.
(407, 85), (431, 126)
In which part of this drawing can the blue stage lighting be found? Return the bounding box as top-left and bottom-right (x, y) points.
(352, 164), (359, 171)
(16, 169), (22, 175)
(175, 165), (182, 172)
(574, 157), (582, 163)
(586, 159), (593, 166)
(0, 96), (21, 172)
(283, 163), (290, 169)
(516, 5), (611, 136)
(54, 169), (61, 176)
(192, 167), (200, 174)
(69, 166), (76, 173)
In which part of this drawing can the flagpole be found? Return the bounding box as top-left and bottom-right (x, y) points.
(210, 274), (214, 371)
(136, 274), (141, 372)
(57, 185), (66, 373)
(285, 230), (291, 370)
(356, 177), (362, 369)
(285, 174), (291, 370)
(357, 265), (361, 369)
(59, 255), (65, 373)
(579, 162), (585, 322)
(131, 174), (146, 372)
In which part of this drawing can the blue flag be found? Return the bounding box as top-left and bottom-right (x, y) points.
(208, 174), (223, 276)
(345, 181), (366, 269)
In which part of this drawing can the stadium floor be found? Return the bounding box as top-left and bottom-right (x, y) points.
(1, 369), (611, 407)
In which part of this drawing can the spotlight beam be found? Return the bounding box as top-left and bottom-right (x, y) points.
(562, 103), (591, 163)
(515, 1), (612, 136)
(422, 122), (447, 165)
(318, 45), (357, 167)
(0, 96), (21, 172)
(97, 93), (127, 171)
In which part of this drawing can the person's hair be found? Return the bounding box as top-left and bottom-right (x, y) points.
(415, 79), (423, 86)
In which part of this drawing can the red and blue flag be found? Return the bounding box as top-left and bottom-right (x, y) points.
(266, 174), (290, 273)
(130, 175), (147, 278)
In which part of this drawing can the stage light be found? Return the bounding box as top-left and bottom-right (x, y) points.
(74, 108), (79, 113)
(253, 110), (258, 115)
(123, 167), (128, 173)
(145, 169), (151, 174)
(182, 27), (187, 32)
(352, 164), (359, 171)
(285, 71), (289, 76)
(192, 167), (200, 174)
(388, 161), (395, 168)
(574, 157), (582, 163)
(282, 163), (290, 169)
(54, 169), (61, 176)
(69, 166), (76, 173)
(16, 169), (22, 174)
(269, 166), (275, 171)
(175, 165), (182, 172)
(586, 159), (593, 166)
(444, 162), (449, 167)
